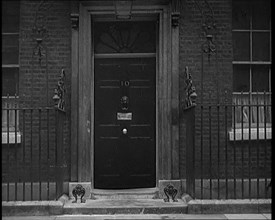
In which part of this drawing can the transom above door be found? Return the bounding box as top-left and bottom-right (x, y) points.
(93, 19), (157, 189)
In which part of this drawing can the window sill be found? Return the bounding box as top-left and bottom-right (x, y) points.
(2, 132), (22, 144)
(229, 128), (272, 141)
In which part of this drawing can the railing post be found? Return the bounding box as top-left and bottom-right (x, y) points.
(56, 109), (65, 199)
(183, 67), (197, 198)
(186, 105), (196, 198)
(53, 69), (66, 199)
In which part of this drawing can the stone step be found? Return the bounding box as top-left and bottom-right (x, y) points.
(91, 188), (159, 200)
(63, 199), (188, 215)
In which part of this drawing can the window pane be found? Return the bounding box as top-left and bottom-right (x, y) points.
(233, 93), (271, 126)
(252, 65), (269, 92)
(232, 1), (250, 29)
(232, 32), (250, 61)
(94, 21), (156, 54)
(2, 34), (19, 64)
(1, 1), (20, 33)
(233, 65), (250, 92)
(2, 97), (19, 132)
(251, 0), (271, 30)
(232, 93), (250, 125)
(252, 33), (270, 61)
(251, 93), (271, 125)
(2, 67), (19, 96)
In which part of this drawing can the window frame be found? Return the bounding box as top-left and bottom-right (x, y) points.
(2, 1), (21, 144)
(232, 0), (272, 132)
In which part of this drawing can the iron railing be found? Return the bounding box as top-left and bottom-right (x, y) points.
(2, 94), (272, 201)
(186, 93), (272, 199)
(2, 98), (65, 201)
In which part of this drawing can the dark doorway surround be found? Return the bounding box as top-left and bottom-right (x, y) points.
(70, 0), (180, 191)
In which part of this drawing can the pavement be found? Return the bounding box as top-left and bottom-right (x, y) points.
(2, 198), (271, 215)
(2, 197), (272, 219)
(1, 213), (272, 220)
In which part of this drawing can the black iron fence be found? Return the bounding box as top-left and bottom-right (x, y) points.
(186, 93), (272, 199)
(2, 94), (272, 201)
(2, 97), (65, 201)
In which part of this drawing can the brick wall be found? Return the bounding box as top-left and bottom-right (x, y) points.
(2, 0), (72, 182)
(179, 0), (271, 179)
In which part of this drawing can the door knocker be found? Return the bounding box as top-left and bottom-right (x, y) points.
(121, 96), (129, 111)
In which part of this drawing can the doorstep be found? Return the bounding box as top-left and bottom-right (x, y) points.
(1, 197), (187, 216)
(63, 199), (188, 215)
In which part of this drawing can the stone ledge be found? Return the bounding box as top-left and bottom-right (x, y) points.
(143, 206), (187, 214)
(63, 199), (188, 215)
(187, 199), (271, 214)
(2, 198), (271, 216)
(2, 200), (64, 216)
(63, 206), (144, 215)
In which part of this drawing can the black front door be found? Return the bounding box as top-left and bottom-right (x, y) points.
(94, 57), (156, 189)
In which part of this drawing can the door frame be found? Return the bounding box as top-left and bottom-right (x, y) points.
(71, 0), (180, 190)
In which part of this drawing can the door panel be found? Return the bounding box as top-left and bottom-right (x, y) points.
(94, 58), (156, 189)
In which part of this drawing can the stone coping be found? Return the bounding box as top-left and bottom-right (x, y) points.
(0, 214), (273, 220)
(187, 199), (272, 214)
(2, 197), (271, 216)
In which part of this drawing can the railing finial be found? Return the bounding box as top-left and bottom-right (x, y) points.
(184, 66), (197, 110)
(53, 69), (66, 112)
